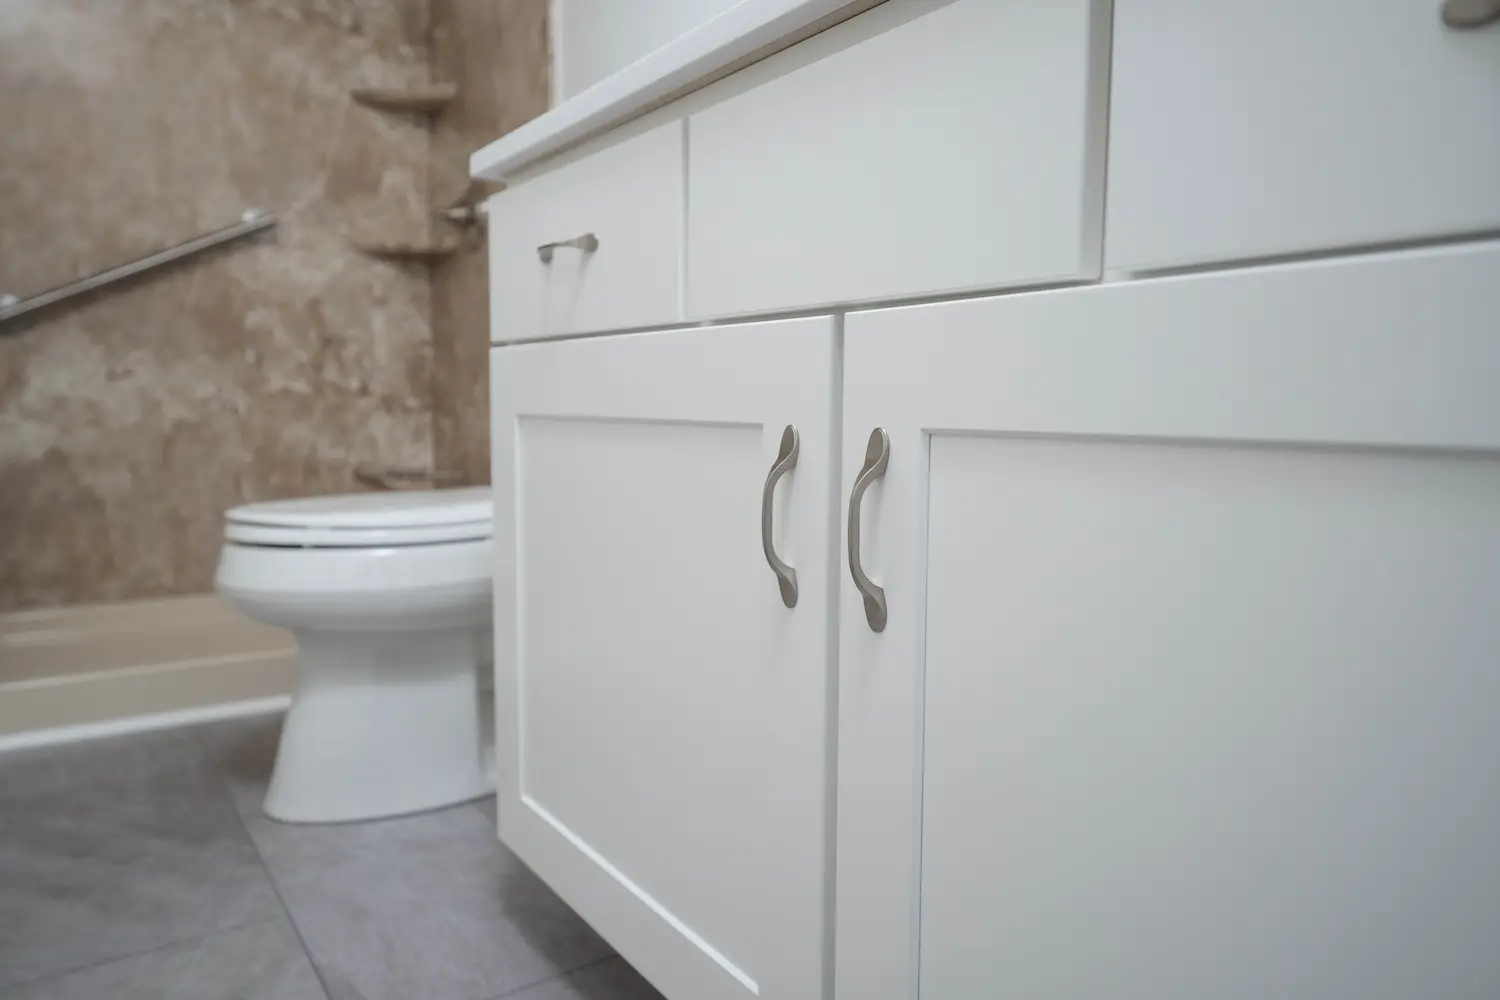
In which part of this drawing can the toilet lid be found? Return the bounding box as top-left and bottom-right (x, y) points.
(225, 487), (492, 547)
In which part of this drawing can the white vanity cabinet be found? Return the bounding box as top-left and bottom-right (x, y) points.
(836, 242), (1500, 1000)
(491, 241), (1500, 1000)
(488, 318), (839, 1000)
(482, 2), (1500, 998)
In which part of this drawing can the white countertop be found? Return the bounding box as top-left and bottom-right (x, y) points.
(469, 0), (869, 182)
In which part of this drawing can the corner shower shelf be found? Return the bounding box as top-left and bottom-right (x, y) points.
(349, 83), (458, 115)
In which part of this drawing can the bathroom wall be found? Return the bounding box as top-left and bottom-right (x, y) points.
(428, 0), (551, 485)
(0, 0), (438, 612)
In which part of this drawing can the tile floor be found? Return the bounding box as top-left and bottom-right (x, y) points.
(0, 713), (666, 1000)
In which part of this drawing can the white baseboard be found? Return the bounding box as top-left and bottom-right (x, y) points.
(0, 695), (291, 754)
(0, 594), (297, 750)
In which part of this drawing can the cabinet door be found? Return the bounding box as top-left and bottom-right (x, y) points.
(687, 0), (1109, 319)
(838, 243), (1500, 1000)
(490, 318), (837, 1000)
(1107, 0), (1500, 272)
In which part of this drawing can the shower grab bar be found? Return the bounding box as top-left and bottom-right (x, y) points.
(0, 210), (278, 329)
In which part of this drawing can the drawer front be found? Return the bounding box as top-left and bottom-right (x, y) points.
(489, 121), (683, 343)
(1107, 0), (1500, 272)
(686, 0), (1110, 320)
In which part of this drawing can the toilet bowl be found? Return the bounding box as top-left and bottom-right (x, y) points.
(215, 487), (493, 824)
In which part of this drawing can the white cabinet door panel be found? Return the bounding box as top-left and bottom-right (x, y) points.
(838, 241), (1500, 1000)
(491, 318), (837, 1000)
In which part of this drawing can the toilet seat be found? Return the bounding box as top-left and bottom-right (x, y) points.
(225, 487), (492, 547)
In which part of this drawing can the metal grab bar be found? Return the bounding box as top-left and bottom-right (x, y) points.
(353, 465), (466, 491)
(0, 209), (278, 328)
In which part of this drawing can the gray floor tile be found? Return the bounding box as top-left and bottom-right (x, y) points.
(0, 917), (326, 1000)
(191, 713), (285, 819)
(198, 715), (614, 1000)
(499, 957), (665, 1000)
(474, 794), (497, 824)
(0, 728), (283, 989)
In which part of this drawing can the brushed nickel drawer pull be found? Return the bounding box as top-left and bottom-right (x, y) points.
(536, 233), (599, 263)
(761, 425), (800, 608)
(1442, 0), (1500, 27)
(847, 428), (890, 633)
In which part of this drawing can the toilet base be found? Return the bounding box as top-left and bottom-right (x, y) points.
(264, 627), (493, 824)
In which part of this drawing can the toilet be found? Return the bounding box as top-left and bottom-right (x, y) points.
(215, 487), (494, 824)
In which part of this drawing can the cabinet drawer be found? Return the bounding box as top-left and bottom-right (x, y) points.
(686, 0), (1110, 320)
(489, 121), (683, 343)
(1107, 0), (1500, 272)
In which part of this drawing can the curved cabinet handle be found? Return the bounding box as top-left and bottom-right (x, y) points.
(762, 425), (800, 608)
(847, 428), (890, 633)
(1442, 0), (1500, 27)
(536, 233), (599, 263)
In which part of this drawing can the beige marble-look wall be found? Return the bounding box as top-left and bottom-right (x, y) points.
(429, 0), (550, 486)
(0, 0), (437, 612)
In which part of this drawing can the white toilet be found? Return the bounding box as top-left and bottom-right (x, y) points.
(215, 487), (494, 824)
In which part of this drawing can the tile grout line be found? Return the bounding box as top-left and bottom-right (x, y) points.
(481, 952), (620, 1000)
(0, 915), (287, 996)
(0, 724), (288, 994)
(462, 796), (627, 1000)
(197, 726), (343, 1000)
(192, 729), (609, 1000)
(463, 797), (634, 1000)
(231, 814), (342, 1000)
(468, 796), (495, 825)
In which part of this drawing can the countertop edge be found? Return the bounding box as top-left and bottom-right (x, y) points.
(468, 0), (862, 182)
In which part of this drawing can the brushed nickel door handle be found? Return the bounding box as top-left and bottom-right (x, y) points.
(847, 428), (889, 633)
(1443, 0), (1500, 27)
(762, 425), (800, 608)
(536, 233), (599, 263)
